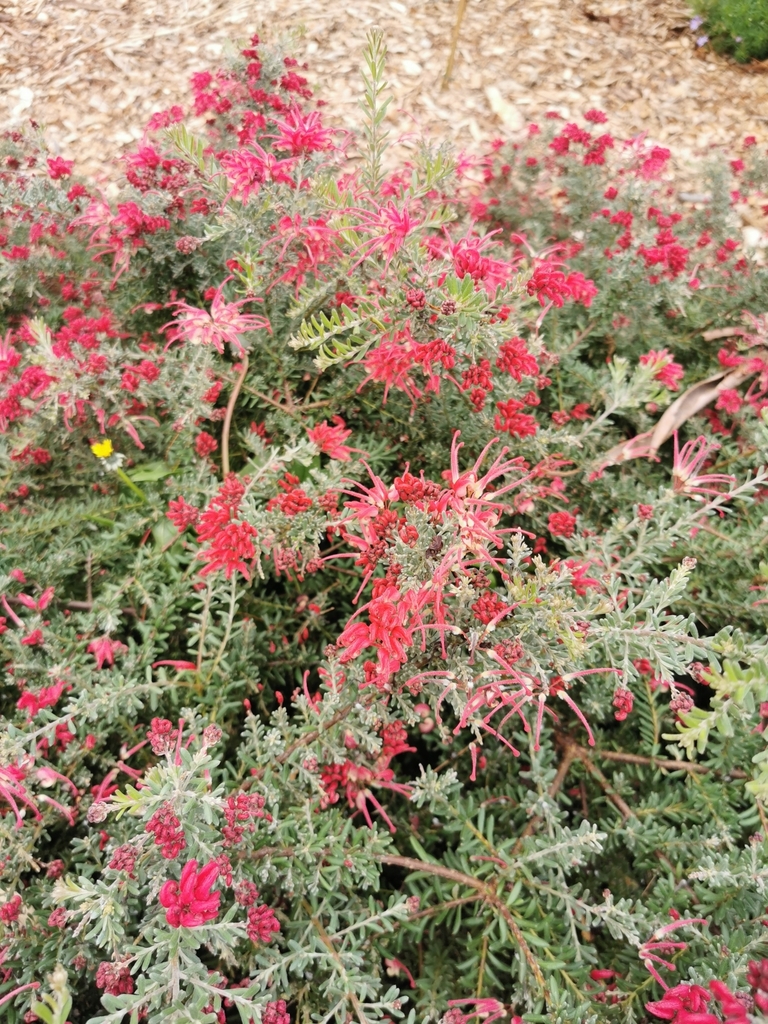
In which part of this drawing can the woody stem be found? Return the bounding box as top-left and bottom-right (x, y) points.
(221, 353), (249, 477)
(377, 853), (548, 999)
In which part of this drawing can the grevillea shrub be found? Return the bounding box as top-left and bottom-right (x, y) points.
(3, 31), (768, 1024)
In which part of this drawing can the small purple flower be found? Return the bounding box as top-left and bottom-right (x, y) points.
(735, 36), (743, 42)
(689, 15), (704, 30)
(696, 34), (709, 47)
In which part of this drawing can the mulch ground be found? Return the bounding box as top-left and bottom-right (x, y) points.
(3, 0), (768, 189)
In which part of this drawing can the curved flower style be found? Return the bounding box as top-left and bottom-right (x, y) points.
(158, 859), (220, 928)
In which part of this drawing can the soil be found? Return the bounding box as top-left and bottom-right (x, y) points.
(2, 0), (768, 189)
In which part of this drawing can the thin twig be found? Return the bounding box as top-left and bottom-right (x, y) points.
(571, 744), (635, 821)
(513, 743), (578, 852)
(442, 0), (469, 89)
(595, 749), (709, 774)
(407, 895), (481, 922)
(302, 900), (370, 1024)
(221, 353), (248, 478)
(378, 854), (548, 999)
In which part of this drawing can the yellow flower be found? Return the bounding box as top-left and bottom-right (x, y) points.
(90, 439), (114, 459)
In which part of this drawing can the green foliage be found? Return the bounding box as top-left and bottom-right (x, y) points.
(2, 25), (768, 1024)
(688, 0), (768, 62)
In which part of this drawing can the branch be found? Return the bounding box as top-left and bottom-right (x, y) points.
(570, 743), (635, 821)
(596, 749), (708, 774)
(377, 854), (548, 999)
(513, 742), (578, 852)
(442, 0), (469, 88)
(302, 899), (370, 1024)
(221, 353), (248, 478)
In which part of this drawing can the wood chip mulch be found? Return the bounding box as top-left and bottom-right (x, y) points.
(3, 0), (768, 189)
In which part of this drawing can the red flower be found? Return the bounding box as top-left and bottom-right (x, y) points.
(548, 511), (577, 538)
(199, 520), (258, 580)
(47, 156), (74, 180)
(612, 688), (633, 721)
(158, 859), (220, 928)
(495, 337), (539, 381)
(471, 592), (508, 625)
(195, 431), (218, 458)
(167, 496), (200, 531)
(646, 983), (719, 1023)
(494, 399), (538, 438)
(146, 803), (186, 859)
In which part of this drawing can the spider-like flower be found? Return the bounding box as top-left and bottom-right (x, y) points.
(166, 286), (270, 356)
(269, 105), (336, 155)
(671, 434), (735, 499)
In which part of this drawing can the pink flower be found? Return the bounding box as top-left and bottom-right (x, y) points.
(447, 999), (506, 1024)
(640, 349), (684, 391)
(167, 287), (270, 356)
(270, 105), (335, 155)
(672, 435), (735, 499)
(263, 1001), (291, 1024)
(307, 416), (354, 461)
(88, 635), (128, 670)
(220, 145), (295, 203)
(638, 145), (671, 180)
(47, 156), (74, 180)
(246, 903), (281, 943)
(16, 681), (64, 719)
(95, 960), (134, 996)
(158, 859), (220, 928)
(715, 388), (743, 415)
(16, 587), (55, 611)
(359, 337), (421, 407)
(0, 893), (22, 923)
(355, 201), (422, 270)
(384, 957), (416, 988)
